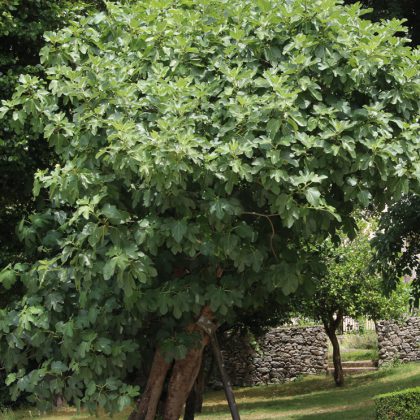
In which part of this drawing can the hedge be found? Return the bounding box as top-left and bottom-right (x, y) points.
(374, 387), (420, 419)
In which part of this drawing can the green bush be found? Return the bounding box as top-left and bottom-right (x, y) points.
(375, 387), (420, 419)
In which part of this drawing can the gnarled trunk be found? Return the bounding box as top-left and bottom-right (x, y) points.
(129, 306), (214, 420)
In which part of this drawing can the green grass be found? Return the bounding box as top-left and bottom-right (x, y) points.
(328, 348), (378, 362)
(199, 363), (420, 419)
(3, 363), (419, 420)
(340, 348), (378, 362)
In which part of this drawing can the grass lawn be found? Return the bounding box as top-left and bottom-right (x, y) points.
(3, 362), (419, 420)
(332, 348), (378, 362)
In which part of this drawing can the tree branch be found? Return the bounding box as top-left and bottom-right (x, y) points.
(242, 211), (279, 260)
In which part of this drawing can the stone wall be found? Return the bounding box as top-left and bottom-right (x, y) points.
(216, 326), (328, 387)
(376, 317), (420, 366)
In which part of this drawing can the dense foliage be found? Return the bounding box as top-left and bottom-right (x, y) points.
(0, 0), (419, 413)
(0, 0), (107, 408)
(0, 0), (105, 268)
(375, 386), (420, 420)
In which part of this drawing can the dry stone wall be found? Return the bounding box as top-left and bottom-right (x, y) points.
(217, 326), (328, 387)
(376, 316), (420, 366)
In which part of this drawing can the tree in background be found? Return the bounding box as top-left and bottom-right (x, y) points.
(343, 1), (419, 310)
(296, 224), (411, 386)
(0, 0), (419, 417)
(371, 195), (420, 309)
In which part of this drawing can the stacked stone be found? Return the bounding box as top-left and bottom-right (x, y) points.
(216, 326), (328, 387)
(376, 317), (420, 366)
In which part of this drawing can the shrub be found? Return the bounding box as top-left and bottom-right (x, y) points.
(374, 387), (420, 419)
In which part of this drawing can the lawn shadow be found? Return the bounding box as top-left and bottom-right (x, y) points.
(201, 364), (420, 419)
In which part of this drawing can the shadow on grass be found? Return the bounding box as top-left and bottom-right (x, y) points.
(201, 363), (420, 419)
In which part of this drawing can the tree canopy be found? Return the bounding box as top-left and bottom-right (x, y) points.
(0, 0), (419, 414)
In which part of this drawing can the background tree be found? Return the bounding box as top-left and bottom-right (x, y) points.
(371, 195), (420, 309)
(296, 225), (411, 386)
(0, 0), (419, 417)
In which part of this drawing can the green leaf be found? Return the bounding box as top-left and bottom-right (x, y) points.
(305, 187), (321, 206)
(173, 305), (182, 319)
(5, 373), (16, 386)
(103, 259), (116, 280)
(267, 118), (281, 140)
(171, 220), (187, 243)
(118, 395), (131, 411)
(357, 190), (371, 207)
(282, 273), (299, 295)
(33, 178), (41, 197)
(0, 269), (16, 289)
(86, 381), (96, 397)
(101, 204), (128, 224)
(51, 361), (67, 374)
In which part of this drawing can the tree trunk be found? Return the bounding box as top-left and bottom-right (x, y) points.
(193, 357), (205, 413)
(128, 349), (172, 420)
(323, 314), (344, 387)
(129, 306), (214, 420)
(163, 330), (209, 420)
(329, 328), (344, 386)
(183, 357), (205, 420)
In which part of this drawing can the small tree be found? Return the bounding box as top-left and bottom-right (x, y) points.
(297, 225), (410, 386)
(0, 0), (418, 416)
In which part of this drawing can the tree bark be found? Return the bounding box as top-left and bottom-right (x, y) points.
(128, 306), (214, 420)
(323, 313), (344, 387)
(329, 328), (344, 386)
(128, 349), (172, 420)
(193, 356), (205, 413)
(163, 329), (209, 420)
(183, 356), (205, 420)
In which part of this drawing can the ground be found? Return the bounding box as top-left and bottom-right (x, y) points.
(2, 362), (418, 420)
